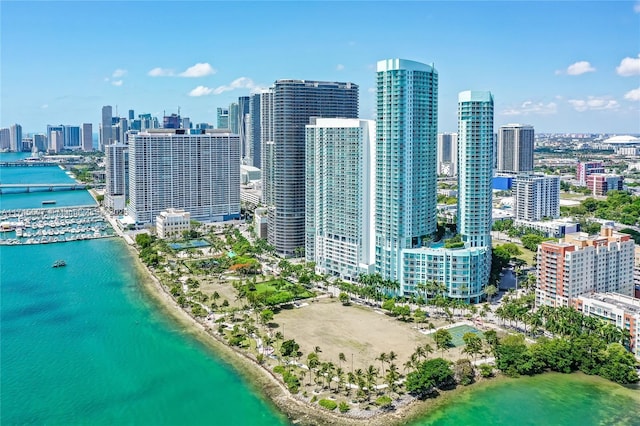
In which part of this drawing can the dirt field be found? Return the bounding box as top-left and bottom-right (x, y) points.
(272, 297), (461, 371)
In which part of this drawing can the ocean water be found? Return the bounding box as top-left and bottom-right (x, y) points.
(415, 373), (640, 426)
(0, 239), (287, 425)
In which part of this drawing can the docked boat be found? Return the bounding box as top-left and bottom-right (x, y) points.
(52, 260), (66, 268)
(42, 200), (57, 205)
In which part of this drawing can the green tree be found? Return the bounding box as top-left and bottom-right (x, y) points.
(484, 285), (498, 303)
(599, 343), (640, 384)
(494, 334), (529, 377)
(280, 339), (301, 358)
(462, 332), (483, 361)
(434, 329), (453, 355)
(406, 358), (455, 398)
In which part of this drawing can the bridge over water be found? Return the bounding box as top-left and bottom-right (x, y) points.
(0, 161), (59, 167)
(0, 183), (89, 194)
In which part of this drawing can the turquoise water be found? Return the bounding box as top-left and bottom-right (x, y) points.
(416, 373), (640, 426)
(0, 239), (287, 425)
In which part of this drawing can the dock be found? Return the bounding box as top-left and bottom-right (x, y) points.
(0, 205), (115, 245)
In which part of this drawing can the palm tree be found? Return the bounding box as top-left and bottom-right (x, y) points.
(422, 343), (434, 359)
(365, 365), (378, 396)
(377, 352), (389, 375)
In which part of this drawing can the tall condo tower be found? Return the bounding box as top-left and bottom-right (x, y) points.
(248, 93), (261, 168)
(9, 124), (22, 152)
(458, 91), (494, 250)
(305, 118), (376, 281)
(81, 123), (93, 151)
(268, 80), (358, 257)
(496, 124), (534, 173)
(101, 106), (113, 151)
(375, 59), (438, 283)
(260, 89), (274, 204)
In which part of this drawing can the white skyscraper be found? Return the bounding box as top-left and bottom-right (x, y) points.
(105, 142), (129, 214)
(305, 118), (376, 281)
(9, 124), (22, 152)
(127, 129), (240, 224)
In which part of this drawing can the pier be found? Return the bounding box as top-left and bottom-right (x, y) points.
(0, 205), (115, 245)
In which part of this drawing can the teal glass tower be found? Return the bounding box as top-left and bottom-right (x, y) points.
(375, 59), (438, 285)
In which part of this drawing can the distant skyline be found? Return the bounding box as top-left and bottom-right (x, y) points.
(1, 1), (639, 134)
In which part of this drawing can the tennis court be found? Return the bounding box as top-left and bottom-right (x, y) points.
(448, 324), (484, 347)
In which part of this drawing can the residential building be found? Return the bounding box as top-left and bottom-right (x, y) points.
(577, 161), (605, 185)
(253, 207), (268, 240)
(260, 89), (274, 204)
(156, 208), (191, 239)
(63, 125), (81, 150)
(306, 118), (376, 282)
(375, 59), (438, 284)
(50, 130), (64, 153)
(101, 105), (113, 151)
(228, 103), (239, 134)
(81, 123), (93, 151)
(127, 129), (240, 224)
(496, 124), (534, 173)
(237, 96), (250, 162)
(634, 246), (640, 289)
(437, 132), (457, 176)
(536, 225), (635, 308)
(33, 134), (47, 152)
(104, 142), (129, 214)
(9, 124), (22, 152)
(573, 293), (640, 360)
(266, 79), (358, 256)
(586, 174), (624, 196)
(248, 92), (261, 168)
(513, 174), (560, 221)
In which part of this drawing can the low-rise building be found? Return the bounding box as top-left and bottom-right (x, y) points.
(513, 174), (560, 221)
(586, 174), (624, 196)
(536, 224), (635, 307)
(513, 218), (580, 238)
(577, 161), (604, 185)
(573, 292), (640, 360)
(156, 208), (191, 239)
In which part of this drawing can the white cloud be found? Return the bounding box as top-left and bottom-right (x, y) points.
(502, 101), (558, 116)
(148, 67), (175, 77)
(189, 77), (261, 97)
(112, 69), (127, 78)
(188, 86), (214, 97)
(111, 80), (123, 87)
(634, 2), (640, 13)
(336, 64), (345, 71)
(213, 77), (257, 94)
(624, 87), (640, 101)
(616, 54), (640, 76)
(562, 61), (596, 75)
(568, 96), (620, 112)
(179, 62), (216, 77)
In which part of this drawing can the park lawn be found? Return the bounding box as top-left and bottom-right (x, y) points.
(492, 238), (536, 267)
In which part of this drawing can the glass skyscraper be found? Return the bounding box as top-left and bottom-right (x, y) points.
(375, 59), (438, 284)
(267, 80), (358, 257)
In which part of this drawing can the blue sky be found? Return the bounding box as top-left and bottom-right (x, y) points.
(2, 1), (639, 134)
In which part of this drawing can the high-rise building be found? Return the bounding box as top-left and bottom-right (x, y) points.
(496, 124), (534, 173)
(375, 59), (438, 281)
(0, 128), (10, 150)
(267, 79), (358, 256)
(248, 92), (262, 168)
(105, 142), (129, 214)
(260, 89), (274, 204)
(305, 118), (376, 281)
(63, 125), (81, 149)
(536, 225), (635, 308)
(127, 129), (240, 224)
(81, 123), (93, 151)
(50, 130), (64, 153)
(9, 124), (22, 152)
(33, 134), (47, 152)
(163, 114), (180, 129)
(513, 174), (560, 221)
(101, 106), (113, 151)
(228, 103), (239, 134)
(237, 96), (250, 161)
(437, 132), (458, 176)
(458, 91), (494, 251)
(128, 109), (135, 120)
(576, 161), (605, 185)
(217, 107), (229, 129)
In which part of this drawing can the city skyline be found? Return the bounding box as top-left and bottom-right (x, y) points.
(2, 1), (639, 134)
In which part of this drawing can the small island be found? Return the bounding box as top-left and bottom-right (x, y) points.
(126, 221), (639, 425)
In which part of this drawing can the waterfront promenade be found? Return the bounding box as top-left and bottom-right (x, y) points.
(0, 205), (115, 245)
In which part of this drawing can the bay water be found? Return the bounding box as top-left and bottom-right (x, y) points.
(1, 153), (639, 425)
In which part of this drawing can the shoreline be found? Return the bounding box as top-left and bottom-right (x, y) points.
(120, 238), (508, 426)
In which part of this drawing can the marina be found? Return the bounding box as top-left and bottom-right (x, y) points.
(0, 205), (115, 245)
